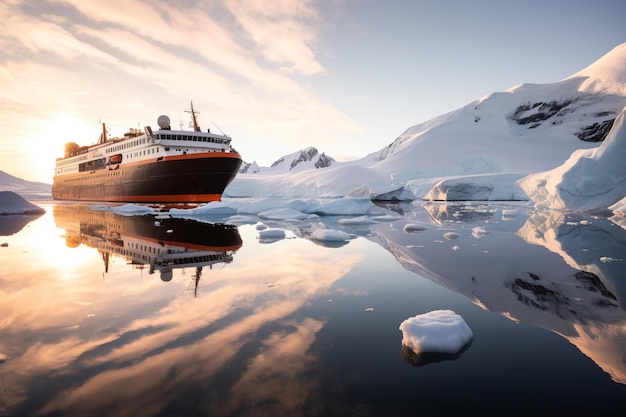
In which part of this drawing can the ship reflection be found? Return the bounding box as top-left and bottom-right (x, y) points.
(53, 205), (242, 288)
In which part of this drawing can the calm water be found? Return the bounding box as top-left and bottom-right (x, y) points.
(1, 201), (626, 417)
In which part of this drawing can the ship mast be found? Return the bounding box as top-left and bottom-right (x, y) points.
(98, 122), (108, 145)
(186, 101), (201, 132)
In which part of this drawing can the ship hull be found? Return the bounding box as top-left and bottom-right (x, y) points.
(52, 152), (242, 203)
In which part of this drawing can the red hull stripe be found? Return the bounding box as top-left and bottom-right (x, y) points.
(107, 194), (223, 203)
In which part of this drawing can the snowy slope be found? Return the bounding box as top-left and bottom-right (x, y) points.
(519, 107), (626, 210)
(227, 43), (626, 202)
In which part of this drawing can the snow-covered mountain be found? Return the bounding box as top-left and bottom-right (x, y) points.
(240, 146), (334, 174)
(0, 170), (51, 200)
(228, 43), (626, 203)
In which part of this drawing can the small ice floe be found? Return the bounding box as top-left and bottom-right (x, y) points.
(365, 307), (375, 312)
(472, 227), (490, 239)
(120, 204), (153, 215)
(258, 229), (286, 243)
(154, 221), (161, 226)
(600, 256), (623, 263)
(403, 224), (427, 233)
(256, 224), (268, 230)
(310, 229), (352, 242)
(171, 201), (238, 216)
(109, 203), (155, 216)
(260, 230), (286, 238)
(338, 215), (375, 225)
(399, 310), (473, 367)
(451, 245), (461, 251)
(372, 214), (402, 222)
(443, 232), (459, 240)
(501, 209), (518, 218)
(166, 229), (173, 234)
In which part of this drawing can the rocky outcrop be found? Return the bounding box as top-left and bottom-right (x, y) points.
(314, 152), (333, 169)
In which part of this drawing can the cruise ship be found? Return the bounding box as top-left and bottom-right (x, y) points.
(52, 103), (242, 203)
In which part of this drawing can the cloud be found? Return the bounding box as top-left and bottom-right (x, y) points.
(0, 0), (363, 181)
(225, 0), (325, 75)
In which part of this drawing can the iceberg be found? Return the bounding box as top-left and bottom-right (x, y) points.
(519, 107), (626, 211)
(399, 310), (473, 367)
(0, 191), (45, 215)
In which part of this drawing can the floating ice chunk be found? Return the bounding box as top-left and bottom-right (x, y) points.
(443, 232), (460, 240)
(403, 224), (427, 233)
(399, 310), (473, 355)
(338, 215), (375, 225)
(472, 227), (490, 238)
(0, 191), (45, 215)
(258, 229), (285, 239)
(502, 209), (519, 218)
(600, 256), (623, 263)
(256, 224), (268, 230)
(452, 245), (461, 251)
(258, 229), (286, 244)
(310, 229), (353, 242)
(110, 204), (154, 216)
(372, 214), (403, 222)
(365, 307), (375, 312)
(171, 202), (238, 216)
(258, 207), (308, 220)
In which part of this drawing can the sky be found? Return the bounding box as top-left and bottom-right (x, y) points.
(0, 0), (624, 184)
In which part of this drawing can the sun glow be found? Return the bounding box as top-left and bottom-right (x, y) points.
(28, 113), (99, 184)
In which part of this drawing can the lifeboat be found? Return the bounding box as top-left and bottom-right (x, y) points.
(109, 154), (123, 164)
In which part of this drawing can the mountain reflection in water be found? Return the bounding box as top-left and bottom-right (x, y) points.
(367, 201), (626, 384)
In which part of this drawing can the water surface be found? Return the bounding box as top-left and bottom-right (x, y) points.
(1, 201), (625, 416)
